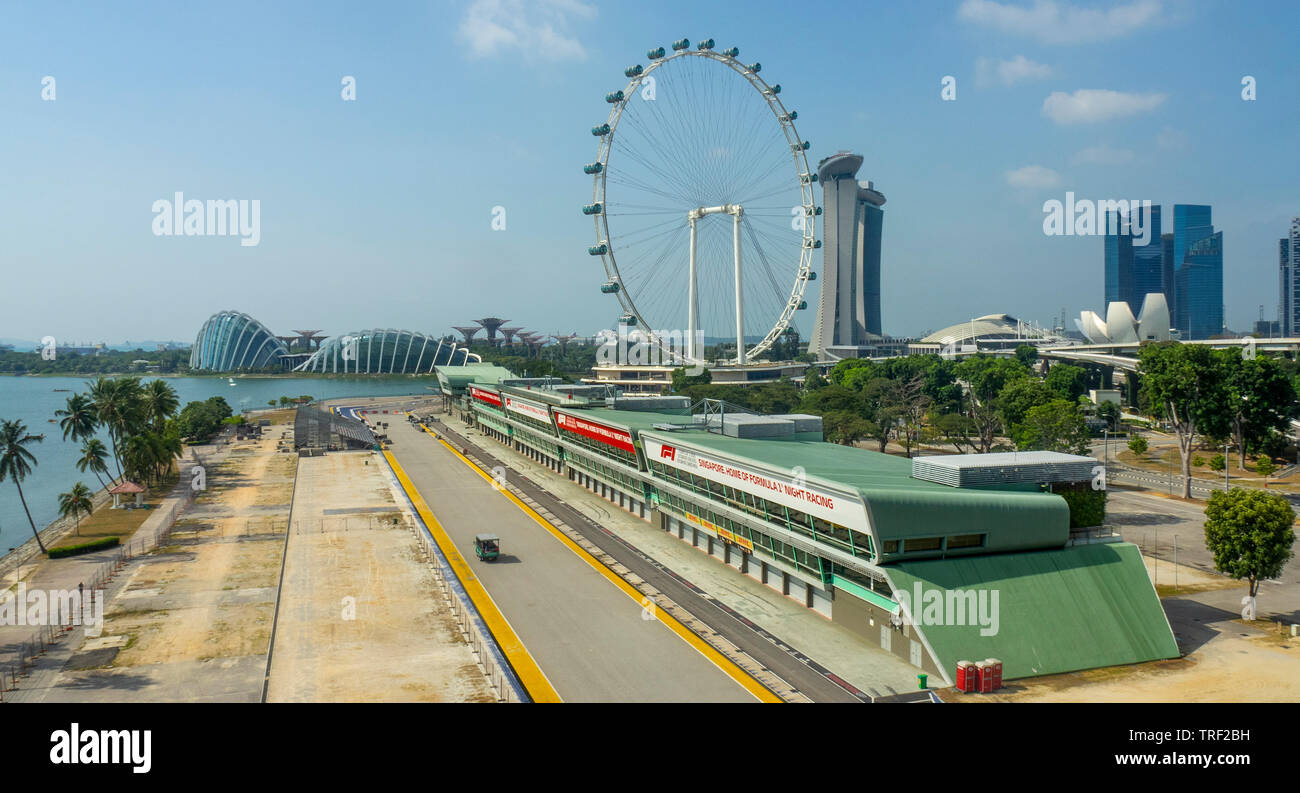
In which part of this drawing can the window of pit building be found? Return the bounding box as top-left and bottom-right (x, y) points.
(883, 540), (899, 554)
(946, 533), (986, 550)
(902, 537), (942, 553)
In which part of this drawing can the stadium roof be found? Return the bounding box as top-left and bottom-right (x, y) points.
(920, 314), (1059, 345)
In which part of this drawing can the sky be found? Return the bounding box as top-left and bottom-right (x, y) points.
(1, 0), (1296, 344)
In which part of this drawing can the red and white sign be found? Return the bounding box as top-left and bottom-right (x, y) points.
(469, 386), (502, 407)
(504, 395), (551, 423)
(554, 410), (635, 454)
(642, 436), (863, 529)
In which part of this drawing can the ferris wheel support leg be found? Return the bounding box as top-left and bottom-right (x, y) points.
(734, 209), (745, 366)
(688, 214), (699, 362)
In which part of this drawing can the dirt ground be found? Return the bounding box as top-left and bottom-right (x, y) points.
(40, 425), (295, 701)
(264, 451), (494, 703)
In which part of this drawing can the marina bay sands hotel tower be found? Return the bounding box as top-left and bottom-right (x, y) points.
(808, 151), (886, 360)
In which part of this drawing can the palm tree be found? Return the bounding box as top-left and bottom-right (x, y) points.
(140, 379), (179, 431)
(86, 376), (141, 478)
(155, 424), (183, 481)
(57, 482), (95, 536)
(0, 419), (48, 554)
(77, 438), (113, 490)
(122, 433), (154, 486)
(55, 392), (99, 443)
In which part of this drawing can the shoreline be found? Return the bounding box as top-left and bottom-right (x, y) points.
(0, 486), (114, 583)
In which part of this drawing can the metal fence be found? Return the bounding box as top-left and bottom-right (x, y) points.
(291, 514), (403, 535)
(407, 517), (519, 703)
(1, 474), (198, 701)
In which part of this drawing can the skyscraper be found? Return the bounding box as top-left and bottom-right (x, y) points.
(809, 151), (885, 360)
(1170, 205), (1221, 339)
(1281, 218), (1300, 336)
(1104, 204), (1162, 316)
(1176, 230), (1223, 339)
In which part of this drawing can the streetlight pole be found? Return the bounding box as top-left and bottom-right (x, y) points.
(1173, 534), (1178, 592)
(1224, 442), (1230, 492)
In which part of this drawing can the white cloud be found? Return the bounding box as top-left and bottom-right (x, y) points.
(957, 0), (1162, 44)
(1071, 144), (1136, 165)
(975, 55), (1053, 87)
(458, 0), (596, 61)
(1042, 89), (1165, 124)
(1005, 165), (1061, 188)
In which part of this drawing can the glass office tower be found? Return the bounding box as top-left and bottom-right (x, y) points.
(1103, 204), (1163, 317)
(1170, 205), (1221, 339)
(1176, 231), (1224, 339)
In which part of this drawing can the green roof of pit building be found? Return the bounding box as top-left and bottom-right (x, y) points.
(637, 426), (1070, 558)
(883, 542), (1179, 680)
(436, 364), (516, 394)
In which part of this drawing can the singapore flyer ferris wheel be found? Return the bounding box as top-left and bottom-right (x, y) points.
(583, 38), (819, 365)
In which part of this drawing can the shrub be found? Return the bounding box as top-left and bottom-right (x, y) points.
(1127, 436), (1148, 455)
(1209, 454), (1226, 471)
(1256, 456), (1277, 477)
(49, 536), (120, 558)
(1192, 455), (1206, 467)
(1057, 485), (1107, 528)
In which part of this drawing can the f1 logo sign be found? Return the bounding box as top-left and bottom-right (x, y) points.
(660, 444), (676, 461)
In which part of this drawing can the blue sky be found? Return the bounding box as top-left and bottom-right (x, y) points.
(1, 0), (1296, 343)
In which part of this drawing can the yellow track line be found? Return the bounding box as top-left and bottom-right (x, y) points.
(425, 425), (781, 703)
(384, 449), (562, 703)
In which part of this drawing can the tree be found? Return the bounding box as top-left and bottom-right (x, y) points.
(1095, 401), (1121, 431)
(1255, 455), (1276, 478)
(1221, 352), (1297, 470)
(55, 392), (99, 443)
(998, 377), (1055, 433)
(87, 375), (144, 479)
(1044, 363), (1091, 403)
(1209, 454), (1225, 471)
(1014, 344), (1039, 368)
(822, 411), (872, 446)
(747, 378), (801, 414)
(828, 358), (875, 387)
(0, 419), (48, 554)
(894, 375), (933, 458)
(1016, 399), (1091, 455)
(140, 378), (180, 431)
(858, 378), (900, 452)
(954, 356), (1028, 453)
(77, 438), (113, 490)
(1127, 436), (1148, 456)
(1138, 342), (1230, 498)
(1203, 488), (1295, 601)
(799, 384), (863, 416)
(57, 482), (95, 536)
(670, 366), (712, 392)
(932, 411), (978, 453)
